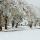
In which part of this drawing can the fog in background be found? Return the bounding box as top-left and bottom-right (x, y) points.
(24, 0), (40, 18)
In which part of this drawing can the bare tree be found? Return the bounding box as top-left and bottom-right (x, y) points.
(11, 7), (23, 28)
(0, 9), (3, 31)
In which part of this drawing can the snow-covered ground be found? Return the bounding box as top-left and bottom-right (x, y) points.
(1, 21), (40, 40)
(0, 26), (40, 40)
(1, 25), (40, 32)
(0, 20), (40, 40)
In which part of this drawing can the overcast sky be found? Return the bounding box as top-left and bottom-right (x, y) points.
(25, 0), (40, 8)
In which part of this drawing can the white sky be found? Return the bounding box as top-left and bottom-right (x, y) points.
(25, 0), (40, 8)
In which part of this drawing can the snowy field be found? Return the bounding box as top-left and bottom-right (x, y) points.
(0, 26), (40, 40)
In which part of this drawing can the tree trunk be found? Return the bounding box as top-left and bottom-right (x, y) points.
(5, 16), (8, 29)
(29, 24), (32, 28)
(12, 21), (14, 27)
(15, 23), (18, 28)
(28, 21), (33, 28)
(0, 17), (2, 31)
(0, 10), (3, 31)
(0, 26), (2, 31)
